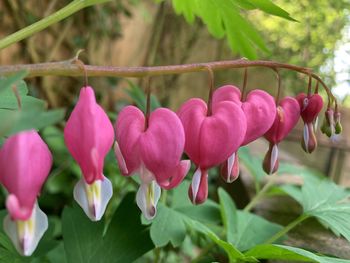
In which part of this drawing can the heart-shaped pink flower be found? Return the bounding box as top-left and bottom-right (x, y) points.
(115, 106), (190, 219)
(0, 130), (52, 256)
(296, 93), (323, 153)
(263, 97), (300, 174)
(64, 86), (114, 221)
(178, 98), (246, 204)
(213, 85), (276, 182)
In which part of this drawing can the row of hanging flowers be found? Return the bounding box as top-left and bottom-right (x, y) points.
(0, 65), (341, 256)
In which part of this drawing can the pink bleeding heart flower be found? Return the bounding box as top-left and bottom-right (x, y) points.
(296, 93), (323, 153)
(64, 86), (114, 221)
(213, 85), (276, 182)
(0, 130), (52, 256)
(178, 98), (246, 204)
(114, 106), (190, 219)
(263, 97), (300, 174)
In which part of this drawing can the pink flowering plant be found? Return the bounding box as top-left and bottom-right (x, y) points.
(0, 1), (349, 263)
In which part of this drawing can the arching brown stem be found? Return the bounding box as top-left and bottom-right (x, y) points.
(0, 58), (337, 107)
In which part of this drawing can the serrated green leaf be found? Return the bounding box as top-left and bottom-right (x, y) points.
(172, 0), (197, 23)
(150, 204), (186, 247)
(195, 0), (225, 38)
(301, 178), (350, 241)
(245, 244), (350, 263)
(217, 188), (283, 251)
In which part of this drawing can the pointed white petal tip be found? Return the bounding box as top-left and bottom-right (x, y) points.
(270, 144), (279, 175)
(191, 168), (202, 203)
(227, 152), (236, 183)
(73, 176), (113, 221)
(303, 123), (310, 153)
(136, 181), (161, 220)
(3, 202), (48, 256)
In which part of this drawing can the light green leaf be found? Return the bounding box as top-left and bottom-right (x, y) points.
(245, 244), (350, 263)
(246, 0), (297, 21)
(0, 71), (28, 94)
(172, 0), (197, 23)
(301, 177), (350, 242)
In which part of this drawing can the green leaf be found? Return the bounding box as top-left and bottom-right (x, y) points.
(0, 108), (65, 137)
(62, 205), (105, 263)
(150, 204), (186, 247)
(301, 177), (350, 242)
(245, 244), (350, 263)
(172, 0), (197, 23)
(90, 193), (154, 263)
(246, 0), (297, 21)
(195, 0), (225, 38)
(218, 188), (238, 243)
(125, 81), (161, 113)
(217, 188), (283, 251)
(0, 71), (28, 94)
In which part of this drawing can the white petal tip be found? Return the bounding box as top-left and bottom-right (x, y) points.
(73, 176), (113, 221)
(136, 181), (161, 220)
(3, 202), (48, 256)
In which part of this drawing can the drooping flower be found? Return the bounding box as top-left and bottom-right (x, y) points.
(178, 98), (246, 204)
(296, 93), (323, 153)
(213, 85), (276, 182)
(114, 106), (190, 219)
(0, 130), (52, 256)
(64, 86), (114, 221)
(263, 97), (300, 174)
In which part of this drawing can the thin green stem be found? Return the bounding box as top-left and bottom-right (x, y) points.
(243, 176), (277, 212)
(0, 0), (110, 50)
(264, 214), (310, 244)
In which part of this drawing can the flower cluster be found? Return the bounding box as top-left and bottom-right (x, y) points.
(0, 83), (337, 256)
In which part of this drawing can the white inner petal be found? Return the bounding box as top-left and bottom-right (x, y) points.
(303, 123), (310, 153)
(270, 144), (279, 175)
(136, 179), (161, 220)
(191, 168), (202, 203)
(227, 152), (236, 183)
(3, 202), (48, 256)
(73, 176), (113, 221)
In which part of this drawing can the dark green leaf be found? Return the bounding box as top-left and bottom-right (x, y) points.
(218, 188), (237, 243)
(62, 205), (104, 263)
(90, 193), (154, 263)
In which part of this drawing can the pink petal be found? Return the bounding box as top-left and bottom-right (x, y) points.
(64, 86), (114, 184)
(177, 99), (207, 165)
(115, 105), (145, 176)
(139, 108), (186, 184)
(264, 97), (300, 144)
(0, 130), (52, 221)
(178, 99), (247, 169)
(241, 90), (276, 145)
(296, 93), (323, 123)
(158, 160), (190, 190)
(212, 85), (242, 106)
